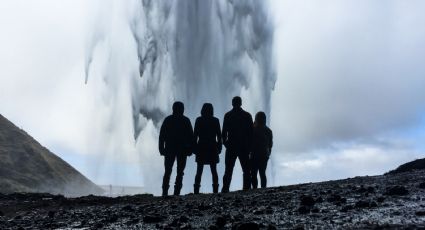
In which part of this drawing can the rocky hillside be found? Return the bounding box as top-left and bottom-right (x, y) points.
(386, 158), (425, 175)
(0, 114), (103, 196)
(1, 168), (425, 229)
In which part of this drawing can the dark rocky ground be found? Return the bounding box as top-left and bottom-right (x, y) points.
(1, 170), (425, 229)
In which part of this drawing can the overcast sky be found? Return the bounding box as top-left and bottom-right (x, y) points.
(1, 0), (425, 194)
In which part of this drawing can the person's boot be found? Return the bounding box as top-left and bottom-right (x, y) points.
(221, 185), (229, 193)
(173, 185), (182, 196)
(194, 184), (201, 194)
(213, 184), (219, 194)
(162, 185), (169, 197)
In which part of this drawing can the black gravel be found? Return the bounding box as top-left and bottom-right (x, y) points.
(1, 170), (425, 229)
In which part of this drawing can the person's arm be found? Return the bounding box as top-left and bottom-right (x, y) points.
(268, 128), (273, 157)
(216, 118), (222, 153)
(247, 113), (254, 152)
(222, 114), (228, 147)
(193, 118), (200, 155)
(158, 118), (167, 156)
(186, 118), (194, 156)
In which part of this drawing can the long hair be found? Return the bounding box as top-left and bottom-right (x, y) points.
(201, 103), (214, 117)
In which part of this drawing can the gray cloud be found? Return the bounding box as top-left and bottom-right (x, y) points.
(271, 0), (425, 153)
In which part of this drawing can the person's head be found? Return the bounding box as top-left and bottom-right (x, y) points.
(255, 111), (266, 126)
(201, 103), (214, 117)
(172, 101), (184, 115)
(232, 96), (242, 108)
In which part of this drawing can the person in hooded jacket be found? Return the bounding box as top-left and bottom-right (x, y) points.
(250, 111), (273, 189)
(159, 101), (194, 196)
(193, 103), (222, 194)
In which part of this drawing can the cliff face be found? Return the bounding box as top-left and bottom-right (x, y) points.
(0, 114), (103, 196)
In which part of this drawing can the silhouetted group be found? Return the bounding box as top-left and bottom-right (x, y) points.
(158, 97), (273, 196)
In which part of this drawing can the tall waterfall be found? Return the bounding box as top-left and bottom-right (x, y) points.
(84, 0), (275, 194)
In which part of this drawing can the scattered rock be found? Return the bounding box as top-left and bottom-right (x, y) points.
(315, 197), (324, 203)
(293, 225), (304, 230)
(265, 207), (274, 214)
(367, 186), (376, 193)
(209, 225), (219, 230)
(199, 204), (211, 211)
(233, 214), (244, 221)
(415, 211), (425, 216)
(385, 186), (409, 196)
(357, 186), (368, 193)
(300, 195), (315, 206)
(327, 194), (342, 203)
(143, 215), (164, 223)
(126, 218), (139, 225)
(180, 223), (192, 229)
(216, 216), (227, 228)
(253, 209), (264, 215)
(392, 210), (402, 216)
(298, 206), (310, 214)
(235, 222), (259, 230)
(94, 222), (104, 228)
(369, 201), (378, 208)
(266, 224), (277, 230)
(341, 205), (353, 212)
(122, 205), (135, 212)
(355, 200), (370, 209)
(311, 207), (320, 213)
(179, 215), (190, 223)
(106, 214), (118, 223)
(47, 210), (55, 218)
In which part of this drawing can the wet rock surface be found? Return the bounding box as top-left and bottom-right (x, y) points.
(1, 170), (425, 229)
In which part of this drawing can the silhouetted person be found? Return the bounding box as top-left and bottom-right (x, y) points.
(221, 96), (253, 192)
(193, 103), (222, 194)
(159, 101), (194, 196)
(251, 112), (273, 189)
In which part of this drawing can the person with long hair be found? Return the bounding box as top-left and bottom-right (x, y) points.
(251, 111), (273, 188)
(193, 103), (222, 194)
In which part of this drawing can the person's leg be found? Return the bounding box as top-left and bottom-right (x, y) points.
(259, 157), (269, 188)
(162, 154), (176, 196)
(238, 152), (251, 190)
(222, 150), (237, 193)
(251, 156), (259, 189)
(210, 164), (219, 193)
(174, 154), (187, 195)
(194, 163), (204, 194)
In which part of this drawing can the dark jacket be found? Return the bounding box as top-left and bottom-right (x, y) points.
(159, 114), (194, 156)
(222, 107), (253, 153)
(193, 116), (222, 164)
(252, 125), (273, 159)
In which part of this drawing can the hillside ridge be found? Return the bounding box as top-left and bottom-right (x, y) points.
(0, 114), (103, 196)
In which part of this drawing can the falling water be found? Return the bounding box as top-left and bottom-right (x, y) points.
(85, 0), (275, 194)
